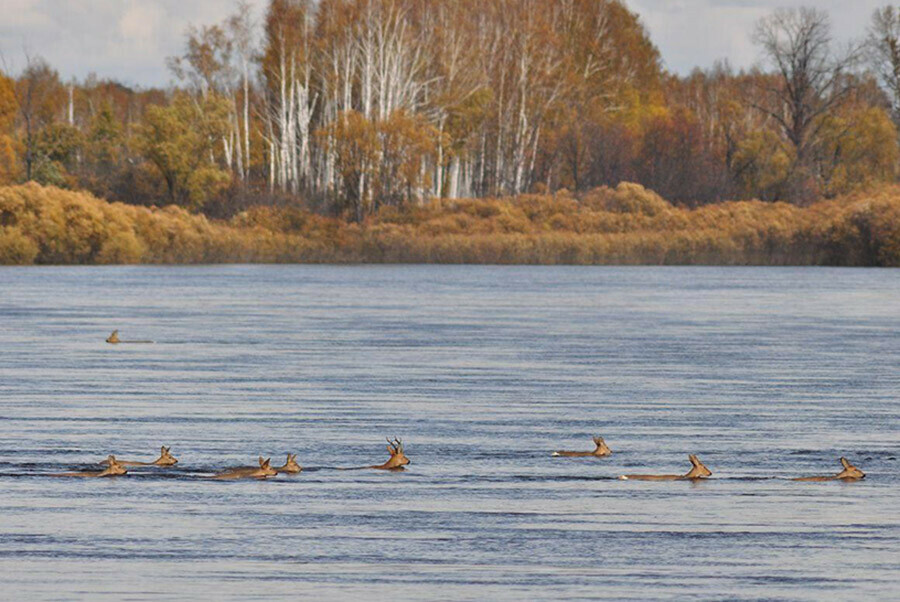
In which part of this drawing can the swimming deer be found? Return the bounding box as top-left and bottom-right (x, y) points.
(341, 438), (410, 470)
(793, 457), (866, 482)
(276, 453), (302, 474)
(212, 456), (278, 480)
(52, 455), (128, 478)
(619, 454), (712, 481)
(552, 435), (612, 457)
(99, 446), (177, 467)
(105, 330), (153, 344)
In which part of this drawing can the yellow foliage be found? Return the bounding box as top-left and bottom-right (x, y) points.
(820, 107), (899, 197)
(582, 182), (672, 216)
(2, 181), (900, 266)
(0, 226), (39, 264)
(0, 74), (18, 185)
(733, 130), (793, 199)
(96, 230), (146, 264)
(0, 134), (18, 185)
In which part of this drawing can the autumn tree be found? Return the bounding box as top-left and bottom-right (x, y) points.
(819, 103), (898, 195)
(374, 109), (439, 206)
(867, 6), (900, 124)
(32, 122), (82, 186)
(530, 0), (664, 196)
(80, 101), (123, 196)
(226, 2), (256, 182)
(322, 110), (379, 220)
(633, 107), (731, 206)
(752, 8), (863, 202)
(731, 129), (793, 200)
(0, 72), (17, 184)
(14, 56), (65, 181)
(260, 0), (313, 195)
(171, 3), (259, 184)
(135, 93), (232, 209)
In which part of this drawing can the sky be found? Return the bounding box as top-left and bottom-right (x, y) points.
(0, 0), (889, 87)
(630, 0), (881, 74)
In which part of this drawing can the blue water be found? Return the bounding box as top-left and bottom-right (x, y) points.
(0, 265), (897, 600)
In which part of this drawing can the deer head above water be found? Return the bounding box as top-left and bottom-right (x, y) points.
(213, 456), (278, 480)
(104, 330), (153, 344)
(100, 445), (178, 467)
(277, 453), (302, 474)
(372, 438), (410, 470)
(620, 454), (712, 481)
(54, 455), (128, 478)
(793, 457), (866, 482)
(154, 446), (178, 465)
(552, 435), (612, 457)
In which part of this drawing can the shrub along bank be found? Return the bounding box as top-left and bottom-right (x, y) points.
(1, 182), (898, 266)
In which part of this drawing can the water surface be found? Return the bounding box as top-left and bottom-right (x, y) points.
(0, 266), (898, 600)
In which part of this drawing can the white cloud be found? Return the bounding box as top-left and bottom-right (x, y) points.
(118, 2), (166, 48)
(0, 0), (267, 87)
(626, 0), (883, 74)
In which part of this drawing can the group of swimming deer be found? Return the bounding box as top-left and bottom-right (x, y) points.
(50, 439), (410, 479)
(552, 436), (865, 481)
(49, 435), (865, 482)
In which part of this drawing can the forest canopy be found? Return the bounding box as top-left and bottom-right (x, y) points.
(1, 1), (900, 264)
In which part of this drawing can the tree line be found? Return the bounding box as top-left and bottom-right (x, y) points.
(3, 2), (900, 219)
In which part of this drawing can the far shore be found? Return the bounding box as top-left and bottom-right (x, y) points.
(2, 182), (899, 267)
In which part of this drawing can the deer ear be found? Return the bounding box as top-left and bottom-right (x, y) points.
(263, 458), (271, 467)
(259, 456), (265, 466)
(689, 454), (699, 465)
(840, 457), (852, 469)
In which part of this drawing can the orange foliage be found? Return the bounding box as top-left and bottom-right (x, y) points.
(0, 74), (18, 185)
(2, 182), (900, 266)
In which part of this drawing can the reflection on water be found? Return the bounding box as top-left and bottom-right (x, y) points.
(0, 265), (898, 600)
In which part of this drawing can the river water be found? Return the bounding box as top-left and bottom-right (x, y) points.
(0, 265), (897, 600)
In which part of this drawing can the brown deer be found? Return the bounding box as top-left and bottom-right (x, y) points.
(212, 456), (278, 480)
(99, 446), (178, 467)
(341, 438), (410, 470)
(793, 457), (866, 482)
(276, 453), (302, 474)
(375, 438), (410, 470)
(105, 330), (153, 344)
(552, 436), (611, 458)
(620, 454), (712, 481)
(52, 455), (128, 478)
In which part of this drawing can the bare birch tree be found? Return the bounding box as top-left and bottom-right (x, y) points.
(752, 7), (862, 198)
(867, 6), (900, 124)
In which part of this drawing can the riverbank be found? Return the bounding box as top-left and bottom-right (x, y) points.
(1, 182), (898, 266)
